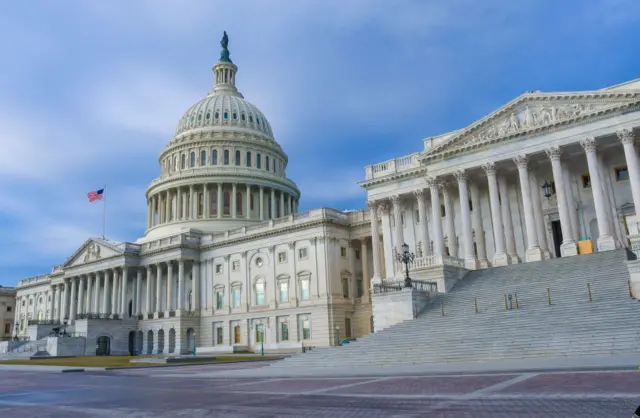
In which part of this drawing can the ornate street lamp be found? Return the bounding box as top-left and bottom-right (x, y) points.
(541, 181), (552, 199)
(396, 243), (416, 288)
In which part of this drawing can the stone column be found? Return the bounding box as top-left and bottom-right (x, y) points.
(136, 268), (142, 315)
(145, 265), (152, 314)
(111, 269), (118, 315)
(546, 147), (578, 256)
(189, 185), (195, 219)
(528, 167), (551, 259)
(152, 195), (158, 226)
(167, 261), (174, 311)
(217, 183), (223, 219)
(469, 182), (489, 268)
(177, 186), (183, 220)
(617, 129), (640, 216)
(203, 184), (209, 219)
(498, 176), (520, 263)
(455, 170), (478, 268)
(58, 285), (65, 322)
(581, 137), (616, 251)
(77, 276), (85, 315)
(69, 278), (77, 321)
(232, 183), (238, 219)
(147, 199), (152, 229)
(286, 194), (291, 216)
(390, 195), (405, 255)
(178, 260), (185, 310)
(94, 272), (101, 314)
(427, 177), (444, 257)
(279, 192), (285, 218)
(563, 167), (579, 242)
(246, 184), (251, 219)
(50, 286), (57, 321)
(102, 270), (111, 315)
(367, 201), (382, 284)
(514, 155), (543, 262)
(414, 189), (430, 257)
(155, 264), (163, 313)
(121, 267), (129, 318)
(192, 261), (200, 311)
(165, 190), (171, 223)
(361, 239), (370, 299)
(442, 183), (457, 258)
(86, 274), (93, 313)
(483, 163), (509, 266)
(270, 188), (276, 219)
(259, 186), (265, 220)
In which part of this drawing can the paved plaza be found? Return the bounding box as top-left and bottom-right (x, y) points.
(1, 361), (640, 417)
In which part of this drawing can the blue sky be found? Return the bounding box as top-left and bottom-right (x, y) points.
(1, 0), (639, 286)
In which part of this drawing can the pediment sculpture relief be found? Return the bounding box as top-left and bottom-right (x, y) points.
(83, 242), (102, 263)
(453, 102), (602, 150)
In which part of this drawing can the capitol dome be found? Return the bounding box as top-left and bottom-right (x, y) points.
(142, 32), (301, 241)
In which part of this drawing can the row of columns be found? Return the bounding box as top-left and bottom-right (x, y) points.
(366, 129), (639, 276)
(147, 183), (299, 228)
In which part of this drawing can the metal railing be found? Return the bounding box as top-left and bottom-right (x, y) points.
(372, 280), (438, 294)
(27, 319), (61, 326)
(169, 310), (176, 318)
(76, 313), (122, 320)
(48, 330), (87, 338)
(185, 310), (196, 317)
(0, 336), (30, 342)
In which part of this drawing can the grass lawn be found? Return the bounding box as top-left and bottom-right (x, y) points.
(0, 355), (282, 368)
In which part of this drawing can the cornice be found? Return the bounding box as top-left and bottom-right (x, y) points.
(359, 166), (427, 189)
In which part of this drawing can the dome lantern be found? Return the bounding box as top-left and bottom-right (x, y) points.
(212, 31), (242, 98)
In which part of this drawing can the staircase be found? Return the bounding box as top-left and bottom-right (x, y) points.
(268, 250), (638, 371)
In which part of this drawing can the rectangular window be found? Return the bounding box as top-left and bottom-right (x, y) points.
(215, 264), (222, 274)
(302, 318), (311, 340)
(256, 324), (264, 343)
(234, 325), (241, 344)
(232, 260), (240, 271)
(256, 153), (261, 169)
(233, 289), (241, 308)
(278, 252), (287, 263)
(345, 318), (352, 339)
(255, 282), (265, 305)
(581, 174), (591, 188)
(356, 279), (363, 298)
(298, 248), (308, 259)
(615, 166), (629, 182)
(342, 278), (349, 298)
(212, 150), (218, 165)
(6, 306), (12, 312)
(216, 326), (223, 345)
(301, 279), (310, 301)
(4, 324), (9, 334)
(280, 321), (289, 341)
(340, 247), (347, 257)
(216, 291), (223, 309)
(279, 282), (289, 303)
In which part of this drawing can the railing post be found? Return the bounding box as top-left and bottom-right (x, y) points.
(515, 294), (519, 310)
(629, 280), (633, 298)
(587, 283), (592, 302)
(547, 287), (551, 306)
(504, 294), (508, 311)
(441, 302), (445, 317)
(474, 297), (478, 314)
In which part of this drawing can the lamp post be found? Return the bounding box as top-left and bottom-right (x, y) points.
(395, 243), (416, 288)
(541, 181), (552, 199)
(335, 325), (340, 346)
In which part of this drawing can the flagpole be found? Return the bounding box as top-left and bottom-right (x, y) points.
(102, 185), (107, 240)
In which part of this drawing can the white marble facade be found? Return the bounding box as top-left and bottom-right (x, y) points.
(12, 36), (640, 353)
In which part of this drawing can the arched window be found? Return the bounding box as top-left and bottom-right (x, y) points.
(190, 152), (196, 167)
(200, 150), (206, 167)
(223, 150), (229, 165)
(255, 279), (266, 305)
(212, 150), (218, 165)
(236, 192), (243, 216)
(181, 154), (186, 169)
(246, 151), (251, 167)
(223, 191), (231, 215)
(211, 192), (218, 216)
(223, 112), (228, 120)
(273, 159), (276, 172)
(235, 150), (241, 166)
(266, 156), (270, 171)
(256, 153), (262, 169)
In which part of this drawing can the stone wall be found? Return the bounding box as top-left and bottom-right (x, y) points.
(46, 337), (86, 357)
(372, 288), (435, 332)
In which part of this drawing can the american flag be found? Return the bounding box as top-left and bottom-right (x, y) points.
(87, 188), (104, 203)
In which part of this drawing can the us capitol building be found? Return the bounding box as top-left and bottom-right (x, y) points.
(10, 33), (640, 356)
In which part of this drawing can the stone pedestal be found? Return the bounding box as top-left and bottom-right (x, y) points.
(525, 247), (544, 263)
(492, 252), (510, 267)
(596, 235), (617, 252)
(560, 242), (579, 257)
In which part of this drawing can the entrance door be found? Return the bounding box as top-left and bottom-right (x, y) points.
(233, 325), (241, 344)
(551, 220), (563, 258)
(345, 318), (352, 339)
(128, 301), (133, 318)
(128, 331), (136, 356)
(96, 336), (111, 356)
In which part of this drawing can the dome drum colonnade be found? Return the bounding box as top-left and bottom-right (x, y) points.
(366, 128), (640, 277)
(144, 31), (300, 235)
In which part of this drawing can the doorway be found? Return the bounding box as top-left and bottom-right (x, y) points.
(96, 336), (111, 356)
(128, 331), (136, 355)
(128, 301), (133, 318)
(551, 220), (562, 258)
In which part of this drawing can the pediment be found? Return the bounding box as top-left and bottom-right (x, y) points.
(64, 238), (123, 267)
(422, 90), (640, 161)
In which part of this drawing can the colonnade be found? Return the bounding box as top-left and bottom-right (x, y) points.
(366, 129), (640, 277)
(147, 183), (299, 228)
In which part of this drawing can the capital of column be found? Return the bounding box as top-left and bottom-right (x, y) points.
(377, 202), (390, 215)
(440, 182), (452, 196)
(425, 176), (440, 189)
(390, 195), (401, 205)
(617, 129), (635, 145)
(454, 170), (468, 182)
(580, 137), (597, 153)
(287, 241), (295, 250)
(482, 162), (497, 176)
(513, 155), (528, 170)
(545, 146), (562, 161)
(412, 189), (425, 199)
(366, 200), (378, 210)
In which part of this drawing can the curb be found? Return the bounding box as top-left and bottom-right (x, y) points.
(61, 368), (85, 373)
(103, 357), (284, 371)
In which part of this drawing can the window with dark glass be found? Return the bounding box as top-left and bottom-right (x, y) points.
(235, 150), (240, 166)
(216, 291), (223, 309)
(212, 150), (218, 165)
(302, 318), (311, 340)
(256, 324), (264, 343)
(616, 166), (629, 182)
(266, 156), (270, 171)
(200, 150), (206, 166)
(190, 152), (196, 167)
(223, 150), (229, 165)
(216, 327), (223, 344)
(342, 278), (349, 298)
(246, 151), (252, 167)
(223, 191), (231, 215)
(280, 321), (289, 341)
(357, 279), (364, 298)
(256, 153), (262, 169)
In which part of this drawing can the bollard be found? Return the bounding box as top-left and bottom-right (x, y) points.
(474, 297), (478, 314)
(515, 294), (519, 310)
(587, 283), (592, 302)
(504, 294), (508, 311)
(547, 287), (551, 306)
(441, 302), (445, 316)
(629, 280), (634, 298)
